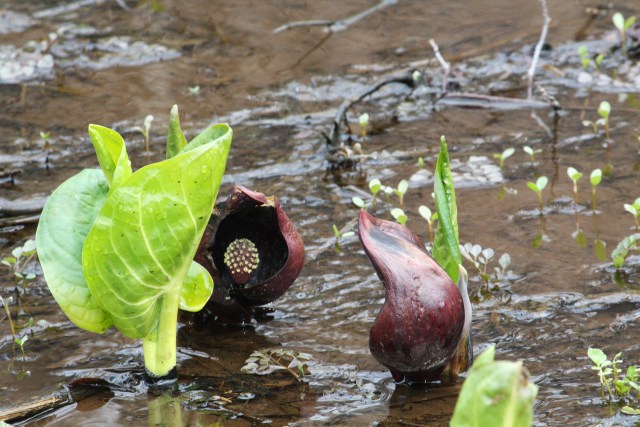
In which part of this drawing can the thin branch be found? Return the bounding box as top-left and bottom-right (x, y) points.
(527, 0), (551, 99)
(273, 0), (396, 34)
(429, 38), (450, 93)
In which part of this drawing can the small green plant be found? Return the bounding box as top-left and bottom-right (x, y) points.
(527, 176), (548, 212)
(352, 196), (366, 209)
(624, 198), (640, 230)
(588, 347), (640, 410)
(613, 12), (637, 58)
(0, 295), (16, 339)
(493, 147), (515, 169)
(612, 234), (640, 269)
(590, 169), (602, 211)
(393, 180), (409, 208)
(15, 335), (28, 360)
(369, 178), (382, 208)
(418, 205), (436, 242)
(460, 243), (512, 287)
(188, 85), (200, 96)
(567, 167), (583, 204)
(2, 240), (37, 286)
(332, 224), (355, 252)
(359, 113), (370, 141)
(390, 207), (407, 226)
(133, 114), (154, 156)
(417, 156), (425, 169)
(598, 101), (611, 143)
(241, 348), (312, 382)
(523, 146), (542, 165)
(578, 45), (605, 70)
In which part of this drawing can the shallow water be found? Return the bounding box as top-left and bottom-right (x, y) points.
(1, 0), (640, 425)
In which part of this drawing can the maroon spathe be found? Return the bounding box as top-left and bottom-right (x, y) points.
(358, 210), (465, 383)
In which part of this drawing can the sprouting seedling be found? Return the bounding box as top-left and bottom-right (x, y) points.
(188, 85), (200, 96)
(332, 224), (355, 252)
(523, 146), (542, 165)
(623, 198), (640, 230)
(383, 186), (393, 204)
(493, 147), (515, 169)
(359, 113), (369, 141)
(612, 234), (640, 269)
(2, 239), (37, 287)
(527, 176), (548, 212)
(418, 156), (424, 169)
(590, 169), (602, 211)
(352, 196), (366, 209)
(578, 46), (605, 70)
(369, 178), (382, 208)
(418, 205), (436, 242)
(613, 12), (637, 58)
(588, 348), (615, 400)
(0, 296), (16, 340)
(598, 101), (611, 143)
(390, 208), (407, 226)
(393, 180), (409, 208)
(567, 167), (583, 204)
(15, 335), (28, 360)
(133, 114), (154, 157)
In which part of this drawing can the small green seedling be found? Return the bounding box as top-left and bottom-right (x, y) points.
(578, 45), (605, 70)
(133, 114), (154, 157)
(527, 176), (548, 212)
(623, 198), (640, 230)
(2, 240), (37, 287)
(613, 12), (637, 58)
(588, 347), (640, 409)
(369, 178), (382, 208)
(418, 205), (436, 242)
(1, 296), (16, 339)
(523, 146), (542, 165)
(417, 156), (425, 169)
(352, 196), (366, 209)
(359, 113), (369, 141)
(241, 348), (312, 382)
(332, 224), (355, 252)
(15, 335), (28, 360)
(393, 180), (409, 208)
(590, 169), (602, 211)
(390, 208), (407, 226)
(188, 85), (200, 96)
(493, 147), (515, 169)
(567, 167), (583, 204)
(598, 101), (611, 143)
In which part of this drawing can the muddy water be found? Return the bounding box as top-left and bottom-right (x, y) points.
(2, 0), (640, 426)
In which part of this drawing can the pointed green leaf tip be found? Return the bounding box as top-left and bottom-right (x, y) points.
(88, 124), (132, 189)
(450, 345), (538, 427)
(166, 104), (187, 159)
(432, 135), (461, 284)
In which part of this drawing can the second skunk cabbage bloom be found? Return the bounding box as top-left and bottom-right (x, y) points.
(194, 185), (305, 323)
(358, 210), (465, 383)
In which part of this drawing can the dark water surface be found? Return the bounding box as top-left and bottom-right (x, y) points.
(1, 0), (640, 425)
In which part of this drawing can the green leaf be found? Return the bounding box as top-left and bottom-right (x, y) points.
(526, 182), (539, 194)
(612, 234), (640, 269)
(369, 178), (381, 195)
(432, 136), (461, 284)
(450, 345), (537, 427)
(166, 105), (187, 160)
(613, 12), (625, 31)
(397, 179), (409, 195)
(588, 347), (609, 367)
(622, 406), (640, 415)
(88, 124), (132, 189)
(625, 16), (636, 31)
(590, 169), (602, 186)
(82, 124), (232, 339)
(567, 167), (582, 182)
(418, 205), (432, 221)
(36, 169), (112, 333)
(352, 197), (365, 208)
(179, 261), (214, 312)
(536, 176), (548, 191)
(390, 208), (407, 225)
(598, 101), (611, 120)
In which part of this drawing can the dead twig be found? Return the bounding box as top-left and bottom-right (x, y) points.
(273, 0), (397, 34)
(527, 0), (551, 99)
(429, 38), (450, 93)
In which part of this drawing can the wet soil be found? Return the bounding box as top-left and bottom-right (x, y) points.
(1, 0), (640, 426)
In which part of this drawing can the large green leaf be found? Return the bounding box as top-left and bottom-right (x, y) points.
(432, 135), (461, 283)
(82, 124), (232, 339)
(450, 345), (538, 427)
(88, 124), (132, 189)
(35, 169), (112, 333)
(179, 261), (214, 312)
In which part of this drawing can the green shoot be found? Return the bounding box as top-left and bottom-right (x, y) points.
(333, 224), (355, 252)
(352, 197), (366, 209)
(393, 180), (409, 208)
(2, 240), (38, 287)
(417, 156), (425, 169)
(188, 85), (200, 96)
(612, 234), (640, 269)
(493, 147), (515, 169)
(133, 114), (154, 157)
(523, 146), (542, 165)
(578, 46), (605, 70)
(589, 347), (615, 400)
(567, 167), (583, 204)
(588, 347), (640, 407)
(598, 101), (611, 143)
(613, 12), (637, 58)
(590, 169), (602, 211)
(418, 205), (435, 242)
(623, 198), (640, 230)
(390, 208), (407, 226)
(15, 335), (28, 360)
(359, 113), (369, 141)
(369, 178), (382, 208)
(526, 176), (548, 212)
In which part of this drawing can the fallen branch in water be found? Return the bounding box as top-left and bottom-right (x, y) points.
(527, 0), (551, 99)
(273, 0), (397, 34)
(429, 38), (450, 93)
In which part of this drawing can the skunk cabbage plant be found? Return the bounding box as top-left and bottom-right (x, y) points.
(36, 105), (232, 377)
(194, 185), (305, 323)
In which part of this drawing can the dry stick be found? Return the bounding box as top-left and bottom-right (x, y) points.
(429, 39), (450, 93)
(273, 0), (397, 34)
(527, 0), (551, 100)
